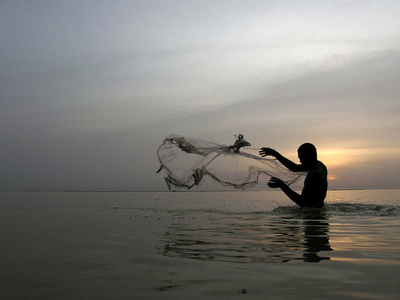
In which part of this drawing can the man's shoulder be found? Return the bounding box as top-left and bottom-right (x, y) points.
(317, 161), (328, 174)
(307, 163), (327, 180)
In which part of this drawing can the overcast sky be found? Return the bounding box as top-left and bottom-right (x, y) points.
(1, 0), (400, 191)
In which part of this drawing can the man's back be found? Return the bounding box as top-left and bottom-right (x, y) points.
(302, 161), (328, 208)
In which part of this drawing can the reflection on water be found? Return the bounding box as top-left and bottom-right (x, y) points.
(302, 218), (332, 262)
(161, 209), (332, 263)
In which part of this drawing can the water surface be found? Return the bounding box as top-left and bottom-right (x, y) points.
(1, 190), (399, 299)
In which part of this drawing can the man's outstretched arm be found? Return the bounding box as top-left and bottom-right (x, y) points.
(268, 177), (305, 206)
(269, 175), (326, 208)
(259, 148), (305, 172)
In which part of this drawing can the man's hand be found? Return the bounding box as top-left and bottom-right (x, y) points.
(268, 177), (284, 188)
(259, 147), (277, 157)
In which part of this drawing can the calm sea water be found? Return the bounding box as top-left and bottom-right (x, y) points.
(134, 189), (400, 263)
(1, 189), (400, 264)
(1, 190), (399, 299)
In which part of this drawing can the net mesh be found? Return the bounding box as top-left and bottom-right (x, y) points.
(157, 134), (304, 190)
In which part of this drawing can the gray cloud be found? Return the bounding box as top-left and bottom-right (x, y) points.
(1, 1), (400, 190)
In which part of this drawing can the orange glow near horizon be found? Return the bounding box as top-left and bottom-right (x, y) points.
(317, 148), (377, 168)
(318, 149), (354, 167)
(318, 146), (400, 168)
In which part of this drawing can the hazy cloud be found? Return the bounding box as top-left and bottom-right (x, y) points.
(1, 1), (400, 190)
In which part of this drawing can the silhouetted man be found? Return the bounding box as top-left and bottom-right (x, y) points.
(259, 143), (328, 208)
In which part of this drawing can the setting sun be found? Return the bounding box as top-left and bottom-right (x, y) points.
(328, 175), (337, 180)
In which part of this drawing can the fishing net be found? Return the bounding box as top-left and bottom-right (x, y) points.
(157, 134), (304, 190)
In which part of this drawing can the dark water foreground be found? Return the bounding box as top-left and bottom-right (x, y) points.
(1, 191), (399, 299)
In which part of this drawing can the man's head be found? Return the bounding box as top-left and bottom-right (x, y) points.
(297, 143), (317, 166)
